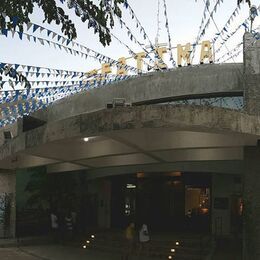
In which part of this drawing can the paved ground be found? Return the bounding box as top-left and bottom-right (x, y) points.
(0, 245), (153, 260)
(211, 238), (242, 260)
(0, 248), (38, 260)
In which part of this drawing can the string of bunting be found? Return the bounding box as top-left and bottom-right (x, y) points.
(215, 4), (260, 55)
(117, 17), (158, 70)
(0, 84), (85, 127)
(191, 0), (211, 62)
(201, 0), (210, 30)
(215, 19), (249, 54)
(215, 41), (243, 62)
(0, 80), (85, 89)
(60, 0), (164, 72)
(58, 1), (146, 73)
(156, 0), (161, 41)
(66, 0), (159, 72)
(212, 4), (241, 43)
(221, 49), (242, 63)
(1, 26), (139, 75)
(0, 74), (133, 127)
(162, 0), (176, 66)
(198, 0), (225, 39)
(1, 72), (125, 90)
(201, 0), (237, 65)
(0, 61), (85, 77)
(0, 74), (131, 104)
(123, 1), (166, 69)
(0, 75), (133, 126)
(24, 22), (140, 74)
(217, 29), (260, 63)
(194, 0), (210, 50)
(20, 71), (83, 79)
(123, 1), (153, 44)
(191, 0), (225, 61)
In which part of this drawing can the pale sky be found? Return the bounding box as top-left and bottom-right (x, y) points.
(0, 0), (259, 77)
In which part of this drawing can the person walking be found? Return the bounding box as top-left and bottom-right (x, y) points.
(50, 210), (59, 242)
(64, 211), (74, 241)
(139, 224), (150, 256)
(122, 222), (135, 260)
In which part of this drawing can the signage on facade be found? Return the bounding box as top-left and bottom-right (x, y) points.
(86, 40), (214, 77)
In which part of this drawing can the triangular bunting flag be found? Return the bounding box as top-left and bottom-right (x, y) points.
(52, 32), (57, 39)
(33, 24), (39, 33)
(62, 37), (66, 44)
(27, 22), (33, 31)
(39, 26), (45, 33)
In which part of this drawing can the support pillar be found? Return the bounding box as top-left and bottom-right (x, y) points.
(244, 32), (260, 115)
(243, 147), (260, 260)
(243, 33), (260, 259)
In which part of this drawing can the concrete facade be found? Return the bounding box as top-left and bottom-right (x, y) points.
(31, 63), (243, 124)
(0, 33), (259, 258)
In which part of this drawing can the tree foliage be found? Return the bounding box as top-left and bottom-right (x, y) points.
(0, 0), (125, 88)
(0, 0), (124, 47)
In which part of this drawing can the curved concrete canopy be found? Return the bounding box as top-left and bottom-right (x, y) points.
(0, 62), (254, 176)
(32, 63), (243, 123)
(0, 105), (259, 174)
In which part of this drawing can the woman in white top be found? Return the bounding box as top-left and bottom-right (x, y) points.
(139, 224), (150, 242)
(50, 213), (59, 230)
(139, 224), (150, 254)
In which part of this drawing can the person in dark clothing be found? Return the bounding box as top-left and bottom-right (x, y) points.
(64, 211), (74, 241)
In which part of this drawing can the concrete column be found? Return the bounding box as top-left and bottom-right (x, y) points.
(0, 170), (16, 238)
(243, 147), (260, 260)
(244, 33), (260, 115)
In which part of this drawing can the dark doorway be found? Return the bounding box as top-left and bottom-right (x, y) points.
(136, 173), (185, 231)
(110, 172), (211, 233)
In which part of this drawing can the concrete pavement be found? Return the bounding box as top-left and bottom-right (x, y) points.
(0, 248), (38, 260)
(0, 245), (155, 260)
